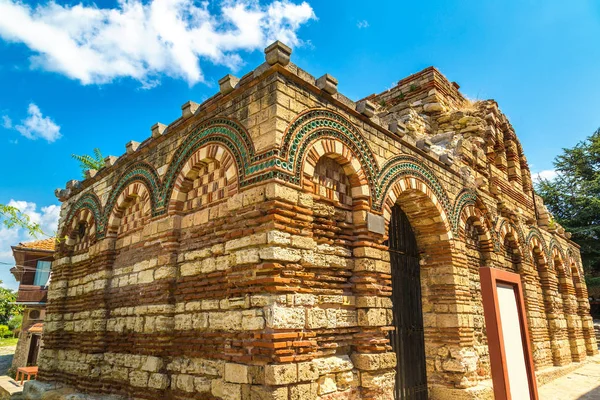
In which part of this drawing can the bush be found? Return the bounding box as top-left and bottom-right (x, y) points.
(0, 325), (12, 338)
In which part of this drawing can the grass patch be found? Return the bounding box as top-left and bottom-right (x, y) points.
(0, 337), (19, 347)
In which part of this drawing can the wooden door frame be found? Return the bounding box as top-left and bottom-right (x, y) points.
(480, 267), (539, 400)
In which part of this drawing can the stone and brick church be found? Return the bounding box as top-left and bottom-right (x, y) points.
(27, 42), (597, 399)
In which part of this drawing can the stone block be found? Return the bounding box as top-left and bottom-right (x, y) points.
(259, 247), (302, 262)
(388, 120), (407, 136)
(249, 386), (289, 400)
(265, 182), (299, 203)
(351, 353), (396, 371)
(264, 364), (297, 385)
(222, 382), (242, 400)
(225, 363), (249, 384)
(266, 305), (305, 329)
(142, 356), (163, 372)
(297, 361), (319, 382)
(177, 374), (195, 392)
(360, 370), (395, 389)
(289, 383), (318, 400)
(126, 141), (140, 154)
(358, 308), (392, 326)
(226, 232), (267, 252)
(148, 373), (169, 390)
(416, 138), (432, 153)
(316, 74), (338, 95)
(265, 41), (292, 66)
(234, 249), (260, 265)
(129, 370), (149, 387)
(84, 169), (97, 179)
(356, 100), (375, 117)
(423, 102), (444, 113)
(151, 122), (167, 138)
(440, 153), (455, 166)
(219, 74), (240, 95)
(181, 101), (200, 118)
(317, 374), (336, 395)
(312, 355), (353, 375)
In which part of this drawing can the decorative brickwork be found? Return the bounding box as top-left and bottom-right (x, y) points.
(29, 43), (597, 400)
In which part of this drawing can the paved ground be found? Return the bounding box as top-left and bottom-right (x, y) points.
(539, 359), (600, 400)
(0, 345), (15, 376)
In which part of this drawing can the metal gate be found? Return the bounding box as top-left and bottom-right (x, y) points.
(387, 204), (428, 400)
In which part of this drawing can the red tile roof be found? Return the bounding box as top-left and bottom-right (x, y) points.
(28, 323), (43, 334)
(15, 238), (55, 252)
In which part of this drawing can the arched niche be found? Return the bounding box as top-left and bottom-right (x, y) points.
(169, 144), (238, 213)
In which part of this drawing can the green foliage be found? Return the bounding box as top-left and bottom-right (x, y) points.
(0, 204), (43, 237)
(536, 128), (600, 275)
(395, 92), (405, 101)
(0, 287), (22, 326)
(8, 315), (22, 332)
(0, 325), (11, 338)
(585, 275), (600, 288)
(72, 148), (105, 178)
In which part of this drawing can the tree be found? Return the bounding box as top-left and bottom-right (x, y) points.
(536, 128), (600, 275)
(72, 148), (105, 178)
(0, 204), (43, 237)
(8, 314), (22, 332)
(0, 286), (22, 325)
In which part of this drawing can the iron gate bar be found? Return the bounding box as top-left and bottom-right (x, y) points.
(388, 204), (428, 400)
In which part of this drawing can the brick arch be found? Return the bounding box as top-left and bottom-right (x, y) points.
(550, 245), (582, 361)
(63, 207), (97, 253)
(549, 239), (568, 274)
(101, 162), (161, 236)
(168, 143), (239, 212)
(375, 154), (451, 213)
(455, 196), (495, 254)
(497, 219), (525, 270)
(60, 192), (103, 239)
(381, 176), (452, 237)
(161, 118), (253, 209)
(106, 181), (152, 237)
(282, 108), (379, 199)
(570, 262), (587, 301)
(526, 228), (550, 263)
(381, 175), (470, 389)
(569, 258), (597, 357)
(301, 138), (371, 200)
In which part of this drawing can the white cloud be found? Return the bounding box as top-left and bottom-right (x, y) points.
(0, 0), (316, 87)
(532, 169), (558, 182)
(14, 103), (62, 142)
(357, 20), (369, 29)
(1, 115), (11, 129)
(0, 200), (60, 290)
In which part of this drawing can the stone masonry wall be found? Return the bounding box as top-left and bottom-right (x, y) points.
(30, 42), (597, 400)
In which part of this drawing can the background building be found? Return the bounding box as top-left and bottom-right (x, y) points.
(9, 238), (54, 370)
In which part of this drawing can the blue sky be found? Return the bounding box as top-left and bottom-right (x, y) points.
(0, 0), (599, 289)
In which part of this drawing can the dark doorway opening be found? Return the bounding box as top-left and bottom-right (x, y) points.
(388, 204), (428, 400)
(27, 334), (40, 366)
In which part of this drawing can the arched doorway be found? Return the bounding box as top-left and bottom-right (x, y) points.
(388, 204), (427, 400)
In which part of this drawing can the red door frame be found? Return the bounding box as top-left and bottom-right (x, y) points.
(479, 267), (539, 400)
